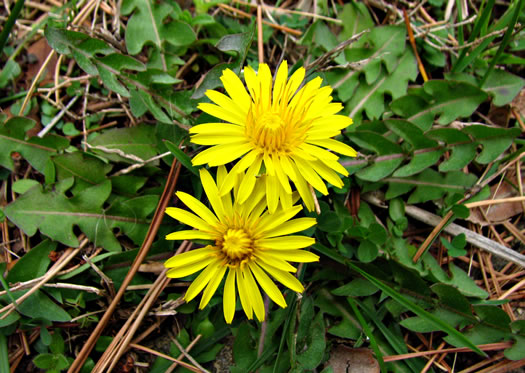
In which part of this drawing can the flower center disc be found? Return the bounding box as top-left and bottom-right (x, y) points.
(221, 228), (253, 261)
(259, 112), (283, 131)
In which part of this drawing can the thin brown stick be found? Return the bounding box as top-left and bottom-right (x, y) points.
(383, 342), (513, 362)
(129, 343), (204, 373)
(413, 210), (453, 263)
(218, 3), (301, 36)
(0, 241), (86, 319)
(403, 9), (428, 81)
(166, 335), (202, 373)
(257, 4), (264, 63)
(67, 159), (182, 373)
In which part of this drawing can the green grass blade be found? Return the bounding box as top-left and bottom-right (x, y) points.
(347, 297), (386, 372)
(345, 261), (487, 357)
(479, 0), (525, 86)
(452, 0), (495, 72)
(0, 0), (25, 54)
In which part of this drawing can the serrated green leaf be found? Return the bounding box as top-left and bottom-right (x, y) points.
(339, 2), (374, 39)
(121, 0), (195, 54)
(12, 179), (40, 194)
(4, 181), (156, 251)
(391, 80), (488, 130)
(463, 125), (521, 164)
(394, 150), (444, 178)
(296, 312), (325, 370)
(386, 119), (438, 149)
(14, 290), (71, 322)
(347, 48), (418, 122)
(481, 69), (525, 106)
(0, 117), (69, 173)
(357, 239), (378, 263)
(6, 240), (57, 283)
(53, 152), (112, 195)
(192, 27), (255, 99)
(356, 159), (404, 182)
(90, 125), (158, 164)
(348, 131), (402, 155)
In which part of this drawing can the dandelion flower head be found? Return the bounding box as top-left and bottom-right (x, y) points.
(164, 167), (319, 323)
(191, 61), (356, 213)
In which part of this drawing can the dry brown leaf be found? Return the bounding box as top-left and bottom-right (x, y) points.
(325, 346), (380, 373)
(468, 177), (524, 225)
(25, 37), (57, 84)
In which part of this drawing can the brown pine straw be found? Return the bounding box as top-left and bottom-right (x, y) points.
(257, 4), (264, 63)
(68, 159), (182, 373)
(218, 3), (302, 36)
(97, 242), (192, 372)
(130, 343), (203, 372)
(403, 9), (428, 82)
(383, 342), (513, 362)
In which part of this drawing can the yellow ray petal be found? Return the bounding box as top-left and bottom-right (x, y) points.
(164, 246), (215, 268)
(299, 143), (339, 161)
(291, 166), (315, 212)
(176, 191), (219, 226)
(292, 156), (328, 195)
(263, 217), (317, 238)
(206, 90), (248, 118)
(165, 207), (214, 232)
(242, 266), (265, 321)
(167, 256), (216, 278)
(223, 269), (236, 324)
(198, 102), (245, 126)
(257, 261), (304, 293)
(256, 205), (302, 234)
(221, 68), (252, 108)
(190, 133), (245, 146)
(189, 122), (244, 135)
(266, 173), (280, 214)
(199, 264), (227, 309)
(236, 267), (253, 319)
(305, 102), (344, 120)
(244, 66), (260, 102)
(272, 60), (288, 108)
(255, 252), (297, 272)
(284, 67), (305, 103)
(263, 153), (275, 176)
(165, 230), (214, 241)
(309, 159), (344, 188)
(279, 155), (297, 182)
(200, 169), (226, 221)
(307, 138), (357, 157)
(319, 156), (349, 176)
(249, 262), (287, 308)
(265, 249), (319, 263)
(184, 259), (222, 302)
(191, 142), (252, 167)
(237, 174), (266, 218)
(258, 63), (272, 110)
(219, 150), (259, 196)
(257, 236), (315, 250)
(237, 155), (262, 204)
(310, 115), (352, 131)
(273, 155), (292, 194)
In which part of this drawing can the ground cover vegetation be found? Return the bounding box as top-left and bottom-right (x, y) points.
(1, 0), (525, 372)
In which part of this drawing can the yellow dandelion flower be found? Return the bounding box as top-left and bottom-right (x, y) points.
(191, 61), (357, 213)
(164, 167), (319, 323)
